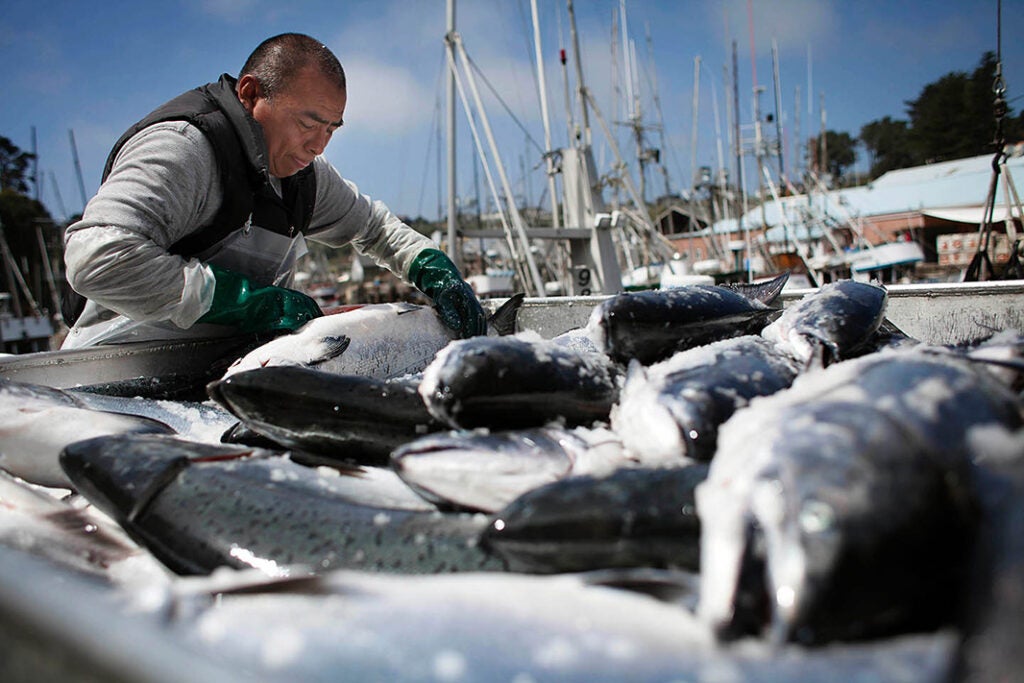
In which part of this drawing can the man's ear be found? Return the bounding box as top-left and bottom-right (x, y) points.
(237, 75), (260, 113)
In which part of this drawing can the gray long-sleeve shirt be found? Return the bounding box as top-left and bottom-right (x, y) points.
(62, 120), (433, 348)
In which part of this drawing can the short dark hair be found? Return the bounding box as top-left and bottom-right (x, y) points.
(240, 33), (346, 98)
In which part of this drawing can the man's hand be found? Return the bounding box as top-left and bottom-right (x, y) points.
(409, 248), (487, 338)
(198, 264), (323, 334)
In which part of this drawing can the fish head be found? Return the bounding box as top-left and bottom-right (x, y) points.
(60, 434), (256, 524)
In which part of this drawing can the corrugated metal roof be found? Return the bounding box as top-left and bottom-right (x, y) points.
(707, 150), (1024, 240)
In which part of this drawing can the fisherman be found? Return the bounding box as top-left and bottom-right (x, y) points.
(61, 32), (486, 349)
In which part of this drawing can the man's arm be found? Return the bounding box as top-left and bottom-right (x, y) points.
(63, 122), (220, 328)
(304, 160), (434, 278)
(306, 160), (486, 337)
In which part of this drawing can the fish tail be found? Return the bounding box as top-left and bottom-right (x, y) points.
(724, 272), (791, 306)
(487, 293), (525, 336)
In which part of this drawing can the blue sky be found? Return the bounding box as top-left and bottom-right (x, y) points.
(2, 0), (1021, 224)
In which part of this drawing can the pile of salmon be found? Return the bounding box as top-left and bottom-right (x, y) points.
(1, 275), (1020, 681)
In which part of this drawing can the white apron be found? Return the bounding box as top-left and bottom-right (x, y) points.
(62, 223), (308, 349)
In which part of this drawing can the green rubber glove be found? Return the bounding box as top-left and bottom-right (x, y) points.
(409, 248), (487, 338)
(197, 264), (323, 334)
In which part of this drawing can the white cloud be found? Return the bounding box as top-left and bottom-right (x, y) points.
(713, 0), (839, 56)
(342, 57), (436, 134)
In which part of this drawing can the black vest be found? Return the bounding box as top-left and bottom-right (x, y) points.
(63, 74), (317, 324)
(105, 73), (317, 251)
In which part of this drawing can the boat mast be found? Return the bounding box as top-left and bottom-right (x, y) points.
(445, 0), (459, 269)
(530, 0), (561, 230)
(645, 22), (672, 199)
(68, 129), (87, 213)
(690, 55), (701, 199)
(689, 55), (703, 263)
(771, 38), (785, 185)
(49, 172), (68, 223)
(567, 0), (591, 148)
(793, 84), (801, 183)
(732, 41), (750, 281)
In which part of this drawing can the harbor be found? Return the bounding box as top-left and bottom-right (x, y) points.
(0, 1), (1023, 681)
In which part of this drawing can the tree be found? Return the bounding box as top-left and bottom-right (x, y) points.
(809, 130), (858, 183)
(0, 136), (35, 194)
(860, 116), (915, 178)
(858, 52), (1022, 179)
(906, 52), (1008, 163)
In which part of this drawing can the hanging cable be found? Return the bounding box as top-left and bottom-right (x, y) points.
(464, 53), (546, 156)
(964, 0), (1012, 282)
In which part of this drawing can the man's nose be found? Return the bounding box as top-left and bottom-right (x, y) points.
(307, 129), (330, 156)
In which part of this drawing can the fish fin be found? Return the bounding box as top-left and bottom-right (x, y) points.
(219, 421), (286, 449)
(307, 336), (351, 367)
(487, 293), (526, 336)
(724, 272), (791, 306)
(876, 316), (909, 339)
(43, 509), (139, 556)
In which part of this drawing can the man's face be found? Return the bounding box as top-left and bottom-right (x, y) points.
(240, 66), (346, 178)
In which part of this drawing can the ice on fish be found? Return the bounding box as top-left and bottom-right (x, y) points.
(392, 425), (632, 513)
(586, 283), (780, 366)
(222, 295), (522, 381)
(0, 379), (175, 488)
(419, 333), (621, 430)
(762, 280), (888, 367)
(696, 348), (1022, 644)
(612, 336), (799, 462)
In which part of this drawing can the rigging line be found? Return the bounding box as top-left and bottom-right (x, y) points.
(448, 37), (533, 292)
(463, 52), (546, 156)
(515, 0), (542, 104)
(455, 34), (546, 295)
(492, 0), (533, 135)
(417, 48), (447, 219)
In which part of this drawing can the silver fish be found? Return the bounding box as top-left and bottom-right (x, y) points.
(0, 469), (152, 579)
(207, 366), (442, 466)
(696, 349), (1023, 645)
(587, 274), (788, 366)
(612, 336), (799, 463)
(483, 463), (709, 574)
(391, 425), (632, 513)
(221, 295), (522, 381)
(419, 333), (622, 430)
(60, 434), (505, 575)
(761, 280), (888, 367)
(0, 379), (175, 488)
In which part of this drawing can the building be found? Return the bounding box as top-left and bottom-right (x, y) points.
(665, 147), (1024, 284)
